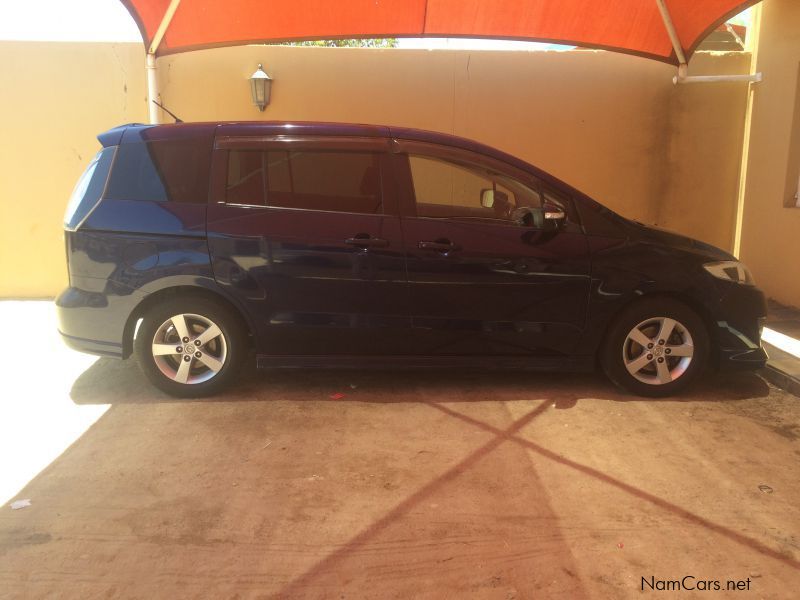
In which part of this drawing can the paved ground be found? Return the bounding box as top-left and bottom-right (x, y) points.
(763, 301), (800, 396)
(1, 301), (799, 599)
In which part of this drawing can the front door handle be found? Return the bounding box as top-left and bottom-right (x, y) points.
(345, 236), (389, 249)
(418, 240), (461, 253)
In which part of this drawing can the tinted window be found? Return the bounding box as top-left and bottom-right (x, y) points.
(226, 150), (265, 205)
(408, 155), (543, 221)
(105, 139), (211, 203)
(64, 147), (115, 230)
(227, 150), (382, 214)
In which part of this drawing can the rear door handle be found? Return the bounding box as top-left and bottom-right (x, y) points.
(345, 236), (389, 248)
(418, 240), (461, 253)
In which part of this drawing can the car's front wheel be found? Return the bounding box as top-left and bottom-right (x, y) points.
(601, 298), (709, 397)
(134, 297), (246, 397)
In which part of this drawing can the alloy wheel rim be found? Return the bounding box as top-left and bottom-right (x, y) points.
(151, 313), (227, 385)
(622, 317), (694, 385)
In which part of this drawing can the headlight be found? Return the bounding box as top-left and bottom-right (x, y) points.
(703, 261), (755, 286)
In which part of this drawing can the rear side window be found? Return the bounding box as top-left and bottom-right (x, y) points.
(64, 146), (115, 230)
(226, 150), (382, 214)
(105, 139), (212, 203)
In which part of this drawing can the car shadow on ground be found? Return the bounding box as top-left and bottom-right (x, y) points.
(70, 355), (771, 407)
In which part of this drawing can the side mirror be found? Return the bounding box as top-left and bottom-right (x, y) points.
(513, 203), (565, 230)
(543, 201), (566, 224)
(480, 188), (495, 208)
(511, 206), (544, 228)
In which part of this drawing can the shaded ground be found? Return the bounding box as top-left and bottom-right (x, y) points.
(1, 303), (799, 598)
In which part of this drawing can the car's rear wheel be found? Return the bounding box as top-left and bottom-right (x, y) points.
(134, 297), (246, 397)
(601, 298), (709, 397)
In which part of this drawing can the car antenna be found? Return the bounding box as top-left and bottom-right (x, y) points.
(151, 100), (183, 124)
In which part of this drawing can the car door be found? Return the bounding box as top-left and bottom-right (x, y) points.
(206, 133), (411, 357)
(393, 140), (591, 359)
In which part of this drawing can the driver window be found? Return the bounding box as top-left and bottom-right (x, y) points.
(408, 154), (541, 222)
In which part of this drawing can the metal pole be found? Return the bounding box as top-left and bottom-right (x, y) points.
(145, 0), (182, 125)
(655, 0), (687, 66)
(673, 72), (763, 84)
(146, 53), (159, 124)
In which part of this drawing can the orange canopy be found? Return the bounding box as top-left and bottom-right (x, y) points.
(121, 0), (757, 65)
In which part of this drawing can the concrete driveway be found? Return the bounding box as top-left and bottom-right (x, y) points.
(1, 301), (799, 598)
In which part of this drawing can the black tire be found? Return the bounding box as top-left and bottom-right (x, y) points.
(134, 296), (247, 398)
(600, 297), (709, 398)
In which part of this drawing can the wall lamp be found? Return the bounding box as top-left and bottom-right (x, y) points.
(249, 64), (273, 111)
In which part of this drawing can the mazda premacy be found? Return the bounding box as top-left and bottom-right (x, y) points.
(57, 122), (767, 397)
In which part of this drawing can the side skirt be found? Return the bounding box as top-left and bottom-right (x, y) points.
(256, 354), (594, 372)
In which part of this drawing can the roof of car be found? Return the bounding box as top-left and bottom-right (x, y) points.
(98, 121), (579, 197)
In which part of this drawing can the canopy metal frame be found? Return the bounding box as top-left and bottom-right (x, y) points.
(655, 0), (762, 85)
(142, 0), (763, 124)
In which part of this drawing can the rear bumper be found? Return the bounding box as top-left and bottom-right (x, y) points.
(56, 285), (139, 359)
(58, 330), (124, 358)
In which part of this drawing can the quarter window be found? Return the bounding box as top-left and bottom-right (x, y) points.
(105, 139), (212, 203)
(226, 150), (382, 214)
(64, 147), (116, 229)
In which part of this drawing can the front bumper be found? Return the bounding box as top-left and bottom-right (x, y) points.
(716, 342), (768, 371)
(712, 282), (768, 371)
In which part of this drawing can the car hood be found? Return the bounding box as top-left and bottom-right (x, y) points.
(629, 221), (734, 261)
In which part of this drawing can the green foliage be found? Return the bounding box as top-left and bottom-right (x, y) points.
(277, 39), (398, 48)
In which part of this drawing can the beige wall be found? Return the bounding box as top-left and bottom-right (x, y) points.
(739, 0), (800, 307)
(0, 41), (752, 297)
(159, 45), (750, 246)
(0, 42), (147, 297)
(659, 52), (752, 251)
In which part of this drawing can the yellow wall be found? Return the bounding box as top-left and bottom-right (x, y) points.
(659, 52), (753, 252)
(739, 0), (800, 307)
(159, 45), (750, 244)
(0, 42), (147, 297)
(0, 41), (752, 297)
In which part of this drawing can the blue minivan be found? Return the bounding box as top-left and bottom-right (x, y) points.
(58, 121), (767, 397)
